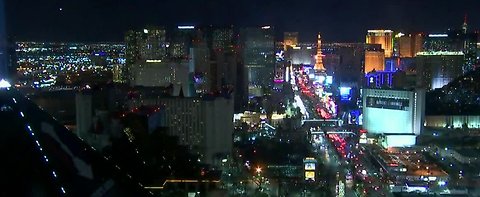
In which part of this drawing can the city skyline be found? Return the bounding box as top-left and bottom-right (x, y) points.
(3, 1), (480, 196)
(6, 0), (480, 42)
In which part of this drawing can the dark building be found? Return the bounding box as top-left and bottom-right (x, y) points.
(240, 26), (275, 96)
(415, 51), (464, 90)
(423, 24), (478, 74)
(168, 26), (196, 59)
(124, 27), (167, 84)
(322, 43), (382, 87)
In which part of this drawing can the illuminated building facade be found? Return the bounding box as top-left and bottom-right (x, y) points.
(396, 33), (424, 58)
(423, 31), (477, 74)
(366, 30), (394, 58)
(241, 26), (275, 96)
(314, 33), (325, 71)
(365, 70), (406, 88)
(284, 32), (299, 50)
(364, 50), (385, 73)
(362, 88), (425, 136)
(416, 51), (464, 90)
(426, 115), (480, 129)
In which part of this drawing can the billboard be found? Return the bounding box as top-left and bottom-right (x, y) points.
(305, 163), (315, 170)
(305, 171), (315, 181)
(340, 87), (352, 101)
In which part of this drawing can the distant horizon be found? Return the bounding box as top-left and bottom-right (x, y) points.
(8, 23), (476, 44)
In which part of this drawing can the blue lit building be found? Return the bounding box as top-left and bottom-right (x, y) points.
(365, 71), (395, 88)
(365, 70), (407, 89)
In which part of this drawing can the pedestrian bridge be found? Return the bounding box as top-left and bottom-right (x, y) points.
(302, 119), (342, 128)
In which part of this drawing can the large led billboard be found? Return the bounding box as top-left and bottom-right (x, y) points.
(305, 163), (315, 170)
(363, 99), (412, 134)
(340, 87), (352, 101)
(382, 135), (416, 147)
(362, 88), (424, 135)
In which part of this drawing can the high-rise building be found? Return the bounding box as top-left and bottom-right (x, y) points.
(314, 33), (325, 71)
(76, 92), (93, 140)
(362, 88), (425, 146)
(366, 30), (394, 58)
(130, 60), (193, 96)
(416, 51), (464, 90)
(140, 28), (167, 60)
(124, 30), (144, 84)
(241, 26), (275, 96)
(211, 27), (234, 50)
(424, 31), (478, 74)
(364, 50), (385, 73)
(134, 96), (234, 165)
(169, 26), (195, 59)
(285, 43), (316, 65)
(125, 27), (169, 86)
(322, 43), (381, 86)
(284, 32), (299, 50)
(396, 33), (424, 58)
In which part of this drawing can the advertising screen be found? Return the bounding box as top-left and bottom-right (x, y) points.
(340, 87), (352, 101)
(366, 97), (409, 110)
(305, 171), (315, 181)
(305, 163), (315, 170)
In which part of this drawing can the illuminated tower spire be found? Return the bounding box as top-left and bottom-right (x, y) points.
(314, 33), (325, 71)
(462, 14), (468, 34)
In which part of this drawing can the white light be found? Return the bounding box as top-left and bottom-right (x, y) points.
(261, 26), (271, 29)
(178, 25), (195, 29)
(395, 32), (405, 38)
(146, 60), (162, 63)
(143, 29), (149, 34)
(0, 79), (11, 88)
(20, 112), (24, 117)
(438, 181), (446, 186)
(428, 34), (448, 38)
(367, 30), (393, 33)
(416, 51), (463, 56)
(361, 170), (367, 175)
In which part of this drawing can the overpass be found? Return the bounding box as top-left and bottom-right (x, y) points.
(302, 119), (342, 128)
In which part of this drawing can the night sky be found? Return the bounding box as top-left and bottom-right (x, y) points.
(6, 0), (480, 42)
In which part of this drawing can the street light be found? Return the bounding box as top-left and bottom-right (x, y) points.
(256, 166), (262, 174)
